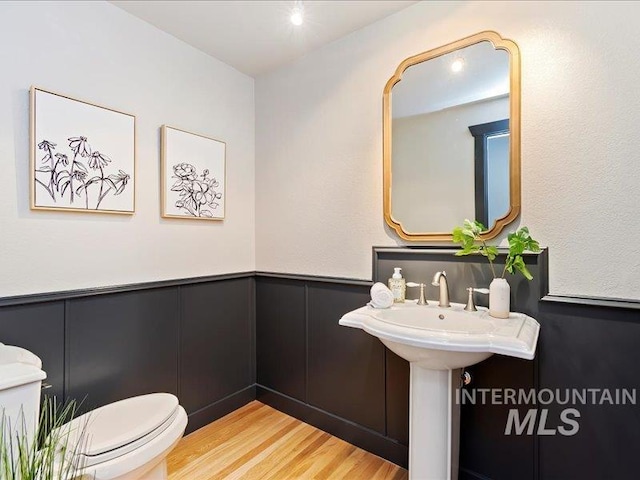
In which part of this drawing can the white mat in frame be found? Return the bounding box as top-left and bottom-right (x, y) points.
(161, 125), (226, 221)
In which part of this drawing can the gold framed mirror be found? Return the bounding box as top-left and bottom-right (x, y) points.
(383, 31), (521, 241)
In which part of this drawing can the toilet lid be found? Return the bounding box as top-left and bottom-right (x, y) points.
(0, 363), (46, 390)
(65, 393), (179, 465)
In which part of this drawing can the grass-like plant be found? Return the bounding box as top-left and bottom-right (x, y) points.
(452, 219), (541, 280)
(0, 397), (90, 480)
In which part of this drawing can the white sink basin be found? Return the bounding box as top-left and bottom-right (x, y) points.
(339, 301), (539, 370)
(339, 300), (540, 480)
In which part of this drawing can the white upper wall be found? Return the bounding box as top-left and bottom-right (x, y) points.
(0, 1), (255, 296)
(256, 0), (640, 300)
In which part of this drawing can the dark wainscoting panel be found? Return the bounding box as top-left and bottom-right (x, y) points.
(0, 302), (65, 401)
(255, 274), (408, 467)
(256, 277), (307, 401)
(307, 282), (384, 434)
(180, 278), (253, 414)
(66, 287), (180, 410)
(186, 385), (257, 434)
(0, 273), (256, 434)
(460, 355), (536, 480)
(537, 300), (640, 480)
(385, 349), (409, 445)
(3, 263), (639, 479)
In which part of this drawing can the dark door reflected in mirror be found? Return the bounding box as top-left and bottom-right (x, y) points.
(469, 119), (510, 229)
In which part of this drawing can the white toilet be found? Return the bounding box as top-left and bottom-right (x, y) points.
(0, 344), (188, 480)
(0, 343), (47, 452)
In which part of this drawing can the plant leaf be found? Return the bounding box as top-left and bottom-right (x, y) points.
(456, 245), (481, 256)
(484, 245), (499, 261)
(453, 220), (485, 255)
(510, 255), (533, 280)
(452, 227), (466, 243)
(504, 227), (541, 280)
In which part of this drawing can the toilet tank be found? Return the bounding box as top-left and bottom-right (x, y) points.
(0, 344), (47, 451)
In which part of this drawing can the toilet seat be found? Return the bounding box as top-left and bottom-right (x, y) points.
(64, 393), (181, 468)
(71, 402), (187, 480)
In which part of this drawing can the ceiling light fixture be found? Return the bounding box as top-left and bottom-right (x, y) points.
(290, 1), (304, 26)
(451, 58), (465, 73)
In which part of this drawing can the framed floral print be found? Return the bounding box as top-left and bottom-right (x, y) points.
(161, 125), (226, 220)
(30, 86), (135, 214)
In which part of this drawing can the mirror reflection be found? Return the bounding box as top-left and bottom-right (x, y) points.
(384, 32), (520, 241)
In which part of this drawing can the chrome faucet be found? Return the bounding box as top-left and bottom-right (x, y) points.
(431, 271), (450, 308)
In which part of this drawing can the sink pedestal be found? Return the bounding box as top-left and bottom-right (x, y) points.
(339, 303), (540, 480)
(410, 365), (460, 480)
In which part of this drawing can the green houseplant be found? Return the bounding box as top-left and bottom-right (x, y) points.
(0, 397), (88, 480)
(452, 219), (541, 317)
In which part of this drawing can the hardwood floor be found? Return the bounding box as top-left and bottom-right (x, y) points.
(167, 401), (407, 480)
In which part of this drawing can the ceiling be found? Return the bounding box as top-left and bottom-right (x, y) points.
(110, 1), (418, 77)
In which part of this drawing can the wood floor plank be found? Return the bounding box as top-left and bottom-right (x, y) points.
(262, 429), (331, 480)
(373, 461), (409, 480)
(324, 447), (372, 480)
(216, 422), (315, 478)
(172, 414), (297, 479)
(168, 401), (407, 480)
(271, 434), (346, 479)
(239, 424), (321, 479)
(167, 402), (270, 472)
(313, 442), (357, 480)
(342, 450), (386, 480)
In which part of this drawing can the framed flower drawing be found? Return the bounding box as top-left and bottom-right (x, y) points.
(161, 125), (226, 221)
(30, 86), (135, 214)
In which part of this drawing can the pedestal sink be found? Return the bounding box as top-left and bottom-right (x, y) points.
(339, 301), (539, 480)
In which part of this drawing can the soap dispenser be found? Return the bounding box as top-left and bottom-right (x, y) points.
(388, 267), (406, 303)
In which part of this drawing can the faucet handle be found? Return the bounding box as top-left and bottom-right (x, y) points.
(464, 287), (477, 311)
(465, 287), (490, 312)
(406, 282), (427, 305)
